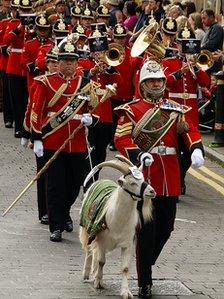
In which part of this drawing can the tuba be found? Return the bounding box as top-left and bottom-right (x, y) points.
(131, 21), (166, 60)
(103, 43), (125, 66)
(195, 49), (214, 71)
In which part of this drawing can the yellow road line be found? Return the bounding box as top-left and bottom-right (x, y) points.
(199, 166), (223, 184)
(188, 168), (224, 196)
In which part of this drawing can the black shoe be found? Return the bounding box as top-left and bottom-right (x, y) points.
(5, 121), (13, 128)
(65, 220), (73, 232)
(50, 230), (62, 242)
(138, 285), (152, 298)
(40, 214), (49, 225)
(14, 131), (22, 138)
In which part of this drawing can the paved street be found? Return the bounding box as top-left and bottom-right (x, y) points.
(0, 116), (224, 299)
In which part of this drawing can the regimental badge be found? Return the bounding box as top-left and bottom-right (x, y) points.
(75, 6), (81, 14)
(102, 6), (108, 15)
(22, 0), (29, 6)
(167, 19), (174, 30)
(116, 25), (124, 34)
(182, 26), (191, 39)
(146, 61), (160, 73)
(14, 0), (20, 5)
(39, 15), (47, 25)
(92, 29), (102, 38)
(58, 19), (66, 30)
(84, 8), (91, 16)
(52, 45), (59, 55)
(65, 42), (75, 53)
(77, 24), (84, 34)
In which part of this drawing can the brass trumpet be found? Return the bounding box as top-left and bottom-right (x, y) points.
(103, 43), (125, 66)
(195, 49), (214, 71)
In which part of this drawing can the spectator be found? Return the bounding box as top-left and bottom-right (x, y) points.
(201, 9), (224, 73)
(133, 0), (149, 33)
(123, 1), (138, 31)
(185, 1), (196, 17)
(106, 0), (123, 27)
(189, 12), (205, 40)
(167, 4), (184, 19)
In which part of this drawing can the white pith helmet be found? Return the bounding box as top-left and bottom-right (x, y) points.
(139, 60), (166, 85)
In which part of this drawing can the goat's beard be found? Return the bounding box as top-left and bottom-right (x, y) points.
(140, 82), (165, 102)
(141, 198), (153, 223)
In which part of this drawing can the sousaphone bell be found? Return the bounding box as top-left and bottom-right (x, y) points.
(131, 21), (166, 60)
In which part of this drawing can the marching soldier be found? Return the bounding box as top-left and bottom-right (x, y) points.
(161, 26), (210, 194)
(21, 13), (53, 93)
(3, 0), (28, 138)
(109, 23), (142, 150)
(30, 38), (100, 242)
(22, 46), (59, 225)
(114, 60), (205, 298)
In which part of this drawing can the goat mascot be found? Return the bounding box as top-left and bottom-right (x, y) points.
(79, 155), (155, 299)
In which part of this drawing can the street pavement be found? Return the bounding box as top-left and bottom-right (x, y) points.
(0, 116), (224, 299)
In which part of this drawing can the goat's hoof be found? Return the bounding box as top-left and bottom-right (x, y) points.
(94, 279), (104, 289)
(83, 275), (90, 282)
(120, 290), (133, 299)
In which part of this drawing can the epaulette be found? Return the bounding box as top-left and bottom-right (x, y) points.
(114, 103), (135, 117)
(34, 74), (48, 85)
(160, 99), (191, 114)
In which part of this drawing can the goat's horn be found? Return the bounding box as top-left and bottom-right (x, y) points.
(115, 155), (134, 167)
(83, 160), (130, 188)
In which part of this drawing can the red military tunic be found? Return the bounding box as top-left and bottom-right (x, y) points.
(3, 19), (25, 76)
(31, 73), (98, 153)
(21, 37), (54, 92)
(162, 57), (210, 127)
(35, 43), (55, 72)
(114, 98), (203, 196)
(111, 47), (142, 101)
(0, 19), (10, 72)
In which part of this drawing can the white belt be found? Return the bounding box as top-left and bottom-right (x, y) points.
(47, 112), (82, 120)
(150, 146), (176, 155)
(11, 48), (23, 53)
(169, 92), (197, 99)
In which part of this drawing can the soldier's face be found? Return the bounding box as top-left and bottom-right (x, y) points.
(145, 78), (165, 90)
(47, 61), (59, 73)
(58, 59), (77, 77)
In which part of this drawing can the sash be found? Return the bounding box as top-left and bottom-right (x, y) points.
(42, 78), (90, 138)
(132, 108), (179, 152)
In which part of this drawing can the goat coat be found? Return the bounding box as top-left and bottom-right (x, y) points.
(114, 98), (204, 196)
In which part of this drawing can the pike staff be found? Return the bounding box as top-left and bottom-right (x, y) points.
(2, 83), (116, 217)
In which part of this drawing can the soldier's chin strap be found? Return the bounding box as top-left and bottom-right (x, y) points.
(122, 181), (149, 201)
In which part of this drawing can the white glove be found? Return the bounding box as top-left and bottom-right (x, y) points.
(21, 137), (29, 148)
(33, 140), (44, 157)
(139, 152), (154, 167)
(191, 148), (204, 168)
(81, 113), (93, 127)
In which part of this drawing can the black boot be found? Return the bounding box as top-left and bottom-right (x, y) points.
(50, 230), (62, 242)
(40, 214), (49, 225)
(138, 285), (152, 298)
(65, 219), (73, 232)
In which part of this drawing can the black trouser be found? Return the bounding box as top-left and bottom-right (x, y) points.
(136, 196), (177, 287)
(44, 150), (90, 233)
(178, 135), (191, 188)
(8, 74), (28, 133)
(0, 71), (13, 124)
(88, 122), (113, 180)
(36, 155), (48, 220)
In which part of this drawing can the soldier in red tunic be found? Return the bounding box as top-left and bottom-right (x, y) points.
(30, 38), (100, 242)
(114, 60), (205, 298)
(21, 13), (53, 93)
(161, 26), (210, 194)
(4, 0), (28, 138)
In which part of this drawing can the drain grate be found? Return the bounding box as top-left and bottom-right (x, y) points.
(87, 278), (193, 296)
